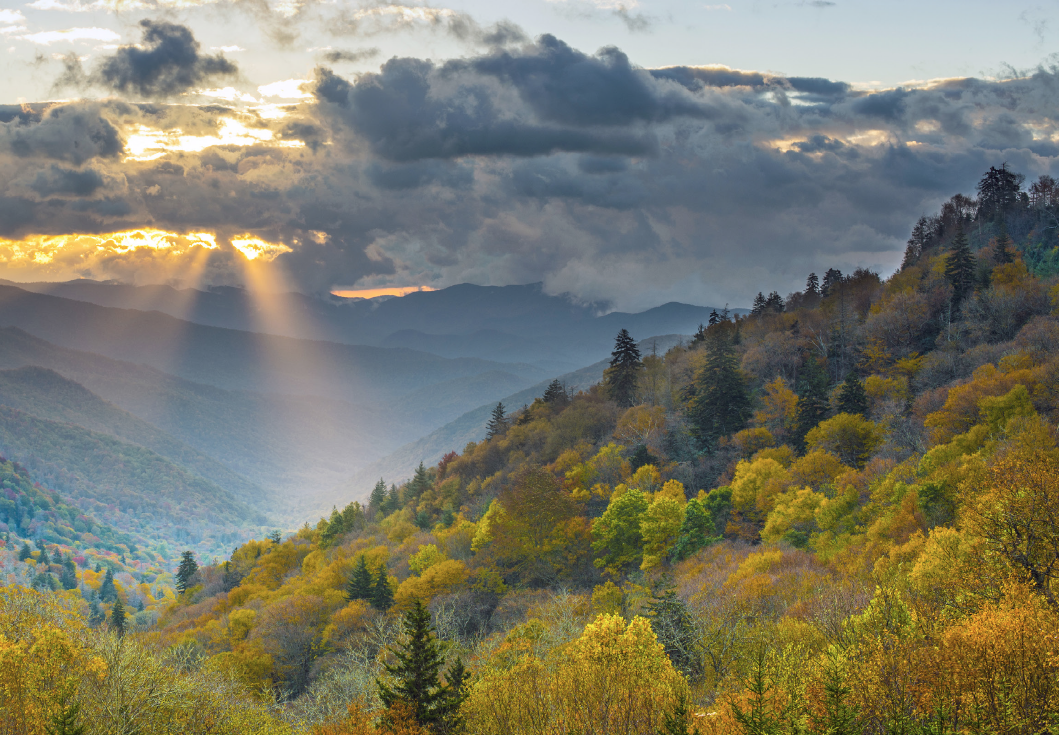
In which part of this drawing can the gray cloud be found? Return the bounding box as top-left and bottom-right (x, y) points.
(1, 104), (123, 165)
(321, 48), (380, 64)
(96, 20), (238, 98)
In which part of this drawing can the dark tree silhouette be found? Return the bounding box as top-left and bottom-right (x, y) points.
(605, 329), (643, 408)
(175, 551), (198, 595)
(945, 228), (977, 308)
(485, 402), (508, 440)
(837, 371), (869, 417)
(687, 330), (751, 449)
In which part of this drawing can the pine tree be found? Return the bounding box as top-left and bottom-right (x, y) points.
(646, 577), (701, 678)
(377, 600), (468, 731)
(794, 357), (830, 449)
(809, 658), (860, 735)
(945, 228), (976, 308)
(542, 379), (569, 406)
(764, 291), (785, 313)
(821, 267), (844, 297)
(369, 478), (387, 517)
(39, 545), (51, 566)
(46, 702), (86, 735)
(671, 499), (719, 562)
(385, 484), (400, 514)
(60, 555), (78, 590)
(437, 656), (471, 734)
(347, 555), (374, 602)
(267, 530), (282, 545)
(111, 598), (126, 637)
(993, 227), (1016, 265)
(751, 292), (767, 316)
(605, 329), (643, 408)
(687, 331), (751, 449)
(708, 309), (720, 325)
(18, 542), (31, 562)
(99, 568), (118, 603)
(485, 402), (508, 440)
(175, 551), (198, 595)
(371, 568), (394, 611)
(805, 272), (820, 295)
(836, 371), (868, 417)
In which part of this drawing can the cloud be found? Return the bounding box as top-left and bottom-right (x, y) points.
(1, 103), (123, 165)
(95, 20), (238, 98)
(0, 10), (25, 24)
(28, 164), (110, 197)
(258, 78), (313, 99)
(321, 48), (380, 64)
(21, 27), (120, 44)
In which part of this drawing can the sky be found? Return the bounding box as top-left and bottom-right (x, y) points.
(0, 0), (1057, 310)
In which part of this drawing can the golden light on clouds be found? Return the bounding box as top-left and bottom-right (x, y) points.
(230, 235), (292, 261)
(124, 118), (304, 162)
(331, 286), (437, 299)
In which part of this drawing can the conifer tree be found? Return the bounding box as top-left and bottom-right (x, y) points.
(377, 599), (468, 731)
(751, 292), (767, 315)
(764, 291), (785, 313)
(794, 357), (830, 449)
(605, 329), (643, 408)
(347, 555), (374, 602)
(46, 702), (86, 735)
(371, 568), (394, 611)
(385, 484), (400, 514)
(687, 330), (751, 449)
(267, 530), (282, 545)
(485, 403), (508, 440)
(111, 597), (126, 637)
(708, 309), (720, 325)
(821, 267), (844, 297)
(39, 545), (51, 566)
(18, 541), (31, 562)
(670, 499), (719, 562)
(645, 577), (701, 678)
(993, 227), (1016, 265)
(175, 551), (198, 595)
(836, 371), (869, 417)
(99, 568), (118, 603)
(60, 555), (78, 590)
(945, 228), (976, 308)
(369, 478), (387, 517)
(805, 272), (820, 295)
(542, 378), (569, 406)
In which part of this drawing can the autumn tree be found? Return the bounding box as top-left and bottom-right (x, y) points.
(687, 329), (751, 450)
(176, 551), (198, 595)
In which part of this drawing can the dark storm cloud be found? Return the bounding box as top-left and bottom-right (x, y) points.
(321, 48), (380, 64)
(4, 33), (1059, 307)
(96, 20), (238, 98)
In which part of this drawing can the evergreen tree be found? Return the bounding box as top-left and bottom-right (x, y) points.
(670, 499), (719, 562)
(369, 478), (387, 517)
(377, 600), (467, 731)
(764, 291), (785, 313)
(60, 555), (78, 590)
(371, 568), (394, 611)
(821, 267), (844, 297)
(175, 551), (198, 595)
(993, 227), (1016, 265)
(794, 357), (830, 449)
(99, 568), (118, 603)
(542, 379), (569, 406)
(18, 541), (31, 562)
(944, 228), (977, 308)
(751, 292), (767, 316)
(39, 545), (51, 566)
(805, 272), (820, 295)
(687, 331), (751, 449)
(646, 577), (701, 679)
(708, 309), (720, 326)
(976, 163), (1024, 221)
(836, 371), (869, 417)
(347, 556), (374, 602)
(88, 595), (105, 626)
(46, 702), (86, 735)
(437, 656), (472, 733)
(809, 658), (860, 735)
(111, 597), (126, 637)
(605, 329), (643, 408)
(267, 530), (282, 545)
(385, 484), (400, 514)
(659, 695), (700, 735)
(485, 403), (508, 440)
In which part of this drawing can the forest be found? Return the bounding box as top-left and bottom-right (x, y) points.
(3, 163), (1059, 734)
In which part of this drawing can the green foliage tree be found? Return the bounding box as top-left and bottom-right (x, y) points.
(542, 379), (569, 406)
(486, 403), (508, 441)
(60, 555), (78, 590)
(39, 544), (51, 566)
(809, 658), (860, 735)
(645, 577), (701, 679)
(369, 478), (387, 517)
(371, 568), (394, 611)
(836, 371), (868, 417)
(175, 551), (198, 595)
(347, 555), (374, 602)
(944, 228), (977, 308)
(794, 357), (830, 450)
(46, 702), (86, 735)
(605, 329), (643, 408)
(18, 541), (31, 562)
(805, 273), (820, 295)
(111, 597), (126, 637)
(378, 599), (467, 731)
(592, 489), (650, 572)
(687, 331), (751, 449)
(670, 498), (719, 562)
(99, 568), (118, 603)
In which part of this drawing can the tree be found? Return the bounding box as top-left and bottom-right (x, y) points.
(378, 600), (468, 731)
(645, 577), (701, 678)
(976, 163), (1024, 221)
(46, 702), (86, 735)
(993, 226), (1016, 265)
(687, 331), (751, 449)
(821, 267), (843, 297)
(764, 291), (785, 313)
(371, 568), (394, 611)
(111, 597), (126, 637)
(60, 555), (78, 590)
(945, 228), (977, 308)
(805, 272), (820, 295)
(347, 555), (374, 602)
(592, 489), (650, 573)
(369, 478), (387, 517)
(99, 568), (118, 603)
(485, 403), (508, 440)
(836, 371), (868, 417)
(605, 329), (643, 408)
(708, 309), (720, 325)
(18, 542), (31, 562)
(542, 379), (569, 406)
(793, 357), (830, 449)
(39, 545), (50, 566)
(176, 551), (198, 595)
(671, 498), (719, 562)
(751, 292), (767, 316)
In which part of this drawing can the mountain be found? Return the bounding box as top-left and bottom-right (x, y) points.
(3, 280), (735, 370)
(0, 366), (265, 504)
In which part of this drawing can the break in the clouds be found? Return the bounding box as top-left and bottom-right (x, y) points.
(2, 20), (1059, 309)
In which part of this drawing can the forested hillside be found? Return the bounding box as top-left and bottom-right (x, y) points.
(6, 164), (1059, 734)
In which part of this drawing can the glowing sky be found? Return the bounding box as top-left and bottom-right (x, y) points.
(0, 0), (1057, 308)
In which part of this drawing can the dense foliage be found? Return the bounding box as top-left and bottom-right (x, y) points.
(7, 164), (1059, 733)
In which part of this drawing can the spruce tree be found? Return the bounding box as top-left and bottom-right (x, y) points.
(805, 272), (820, 295)
(542, 379), (569, 406)
(836, 371), (869, 417)
(371, 568), (394, 611)
(708, 309), (720, 326)
(645, 577), (701, 678)
(385, 484), (400, 514)
(369, 478), (387, 517)
(18, 542), (31, 562)
(377, 600), (468, 731)
(347, 556), (374, 602)
(60, 555), (78, 590)
(944, 228), (976, 308)
(175, 551), (198, 595)
(605, 329), (643, 408)
(821, 267), (844, 297)
(687, 331), (751, 449)
(39, 545), (51, 566)
(993, 227), (1016, 265)
(794, 357), (830, 449)
(751, 292), (767, 316)
(485, 403), (508, 440)
(46, 702), (86, 735)
(99, 568), (118, 603)
(111, 598), (126, 637)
